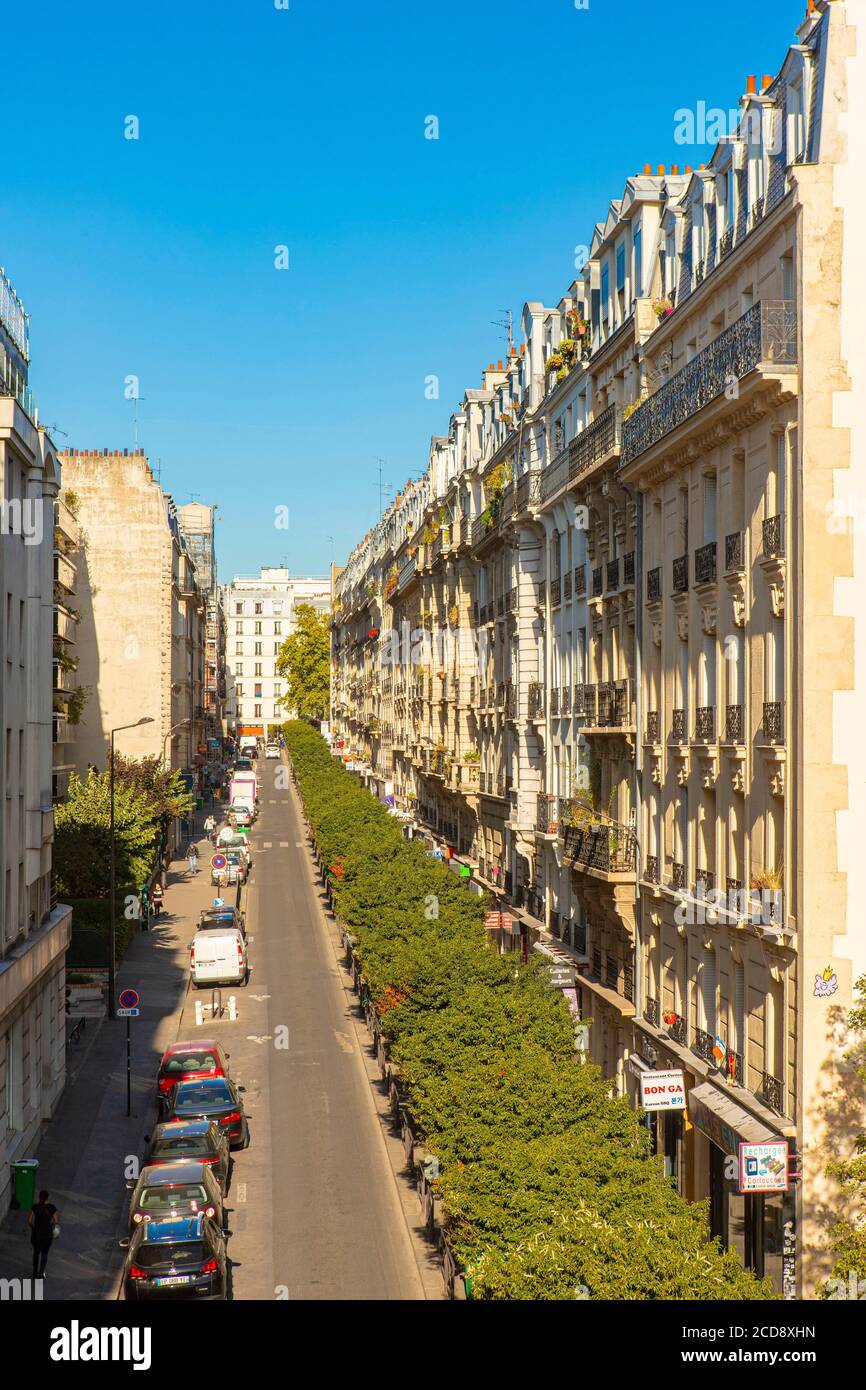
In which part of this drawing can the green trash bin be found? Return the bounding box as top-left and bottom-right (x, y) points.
(11, 1159), (39, 1211)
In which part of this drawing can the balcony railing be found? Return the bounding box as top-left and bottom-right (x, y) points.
(725, 531), (744, 573)
(550, 687), (559, 716)
(671, 861), (686, 890)
(644, 854), (659, 884)
(644, 996), (660, 1027)
(725, 704), (743, 742)
(763, 513), (785, 559)
(668, 1014), (687, 1046)
(761, 1072), (785, 1115)
(623, 551), (635, 587)
(551, 577), (562, 606)
(671, 708), (686, 742)
(695, 705), (715, 742)
(591, 566), (603, 597)
(607, 558), (620, 592)
(574, 565), (586, 597)
(647, 566), (661, 602)
(694, 541), (717, 585)
(621, 301), (797, 464)
(569, 403), (620, 481)
(560, 685), (571, 715)
(672, 555), (688, 594)
(528, 682), (545, 718)
(646, 711), (660, 743)
(694, 1028), (716, 1063)
(561, 819), (638, 874)
(563, 571), (572, 602)
(763, 701), (783, 743)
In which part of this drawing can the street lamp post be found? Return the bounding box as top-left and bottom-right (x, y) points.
(162, 718), (191, 853)
(109, 717), (154, 1020)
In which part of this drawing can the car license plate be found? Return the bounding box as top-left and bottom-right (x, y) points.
(155, 1275), (191, 1286)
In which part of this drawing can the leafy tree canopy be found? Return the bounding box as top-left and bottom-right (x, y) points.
(275, 603), (330, 720)
(54, 769), (160, 898)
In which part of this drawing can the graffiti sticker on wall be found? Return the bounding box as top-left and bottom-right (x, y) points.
(813, 965), (838, 999)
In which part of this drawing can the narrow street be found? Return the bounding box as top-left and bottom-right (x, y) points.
(206, 760), (426, 1299)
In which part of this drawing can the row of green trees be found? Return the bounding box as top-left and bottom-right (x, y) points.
(284, 720), (774, 1300)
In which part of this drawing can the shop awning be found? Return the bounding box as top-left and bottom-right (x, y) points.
(688, 1081), (781, 1157)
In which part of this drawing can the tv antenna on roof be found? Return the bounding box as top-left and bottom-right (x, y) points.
(374, 457), (392, 519)
(130, 393), (146, 450)
(490, 308), (514, 354)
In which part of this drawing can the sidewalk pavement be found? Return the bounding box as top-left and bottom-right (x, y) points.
(0, 814), (226, 1300)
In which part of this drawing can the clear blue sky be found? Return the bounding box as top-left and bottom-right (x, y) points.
(3, 0), (799, 582)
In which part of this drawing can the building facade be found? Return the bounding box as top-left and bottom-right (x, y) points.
(1, 267), (72, 1211)
(57, 449), (208, 780)
(223, 567), (329, 739)
(178, 502), (226, 749)
(330, 1), (866, 1296)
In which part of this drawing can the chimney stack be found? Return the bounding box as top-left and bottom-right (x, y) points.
(746, 75), (757, 95)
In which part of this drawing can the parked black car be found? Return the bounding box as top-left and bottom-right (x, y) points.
(143, 1120), (230, 1191)
(121, 1214), (227, 1299)
(160, 1077), (249, 1149)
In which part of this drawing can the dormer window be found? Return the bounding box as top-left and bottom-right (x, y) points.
(788, 78), (805, 163)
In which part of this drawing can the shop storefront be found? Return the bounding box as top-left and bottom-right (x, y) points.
(689, 1082), (794, 1294)
(628, 1053), (685, 1185)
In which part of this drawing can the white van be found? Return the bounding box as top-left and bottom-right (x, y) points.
(189, 928), (248, 989)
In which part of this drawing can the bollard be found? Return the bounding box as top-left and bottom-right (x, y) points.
(195, 998), (204, 1027)
(227, 995), (238, 1020)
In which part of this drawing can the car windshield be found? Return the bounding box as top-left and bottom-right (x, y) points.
(150, 1137), (214, 1159)
(176, 1082), (232, 1108)
(139, 1185), (207, 1210)
(137, 1241), (206, 1268)
(162, 1053), (218, 1074)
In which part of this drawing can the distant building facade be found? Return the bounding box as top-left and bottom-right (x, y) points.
(178, 503), (226, 748)
(223, 567), (329, 738)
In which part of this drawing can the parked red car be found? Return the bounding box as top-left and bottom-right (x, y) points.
(156, 1041), (230, 1098)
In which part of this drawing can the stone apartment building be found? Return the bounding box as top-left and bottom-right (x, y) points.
(223, 567), (329, 740)
(330, 1), (866, 1296)
(178, 502), (226, 748)
(57, 450), (208, 783)
(1, 267), (72, 1211)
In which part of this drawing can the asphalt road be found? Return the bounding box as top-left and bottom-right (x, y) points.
(212, 758), (425, 1300)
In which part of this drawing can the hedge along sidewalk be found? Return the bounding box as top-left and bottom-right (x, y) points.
(284, 722), (775, 1301)
(0, 810), (216, 1301)
(293, 773), (455, 1299)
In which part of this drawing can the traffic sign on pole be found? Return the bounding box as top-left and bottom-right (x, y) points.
(117, 1007), (140, 1018)
(211, 852), (227, 871)
(118, 988), (139, 1010)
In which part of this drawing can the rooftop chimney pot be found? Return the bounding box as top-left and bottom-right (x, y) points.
(746, 74), (757, 94)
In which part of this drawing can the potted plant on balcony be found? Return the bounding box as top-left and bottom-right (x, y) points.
(652, 295), (674, 320)
(448, 603), (459, 627)
(546, 351), (564, 377)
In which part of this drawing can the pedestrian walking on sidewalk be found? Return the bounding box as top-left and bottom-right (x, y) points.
(28, 1190), (59, 1279)
(188, 846), (199, 876)
(151, 881), (164, 919)
(204, 813), (216, 843)
(140, 883), (150, 932)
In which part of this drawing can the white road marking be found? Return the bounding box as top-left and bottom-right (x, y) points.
(263, 841), (273, 848)
(279, 841), (289, 848)
(248, 993), (271, 1001)
(236, 1184), (247, 1203)
(245, 1034), (273, 1045)
(295, 842), (304, 848)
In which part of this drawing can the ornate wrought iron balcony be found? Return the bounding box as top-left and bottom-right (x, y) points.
(644, 996), (660, 1027)
(695, 541), (717, 585)
(673, 555), (688, 593)
(763, 513), (785, 558)
(551, 577), (562, 606)
(694, 1028), (716, 1063)
(695, 705), (716, 742)
(574, 565), (586, 597)
(591, 566), (603, 597)
(644, 853), (659, 884)
(621, 301), (797, 465)
(671, 708), (686, 742)
(761, 1072), (785, 1115)
(623, 551), (635, 587)
(550, 687), (559, 716)
(668, 1014), (687, 1046)
(763, 700), (783, 742)
(607, 558), (620, 592)
(563, 571), (572, 601)
(671, 860), (686, 890)
(647, 566), (661, 602)
(569, 402), (620, 482)
(646, 711), (660, 743)
(560, 685), (571, 715)
(725, 531), (744, 573)
(528, 682), (545, 719)
(725, 704), (743, 742)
